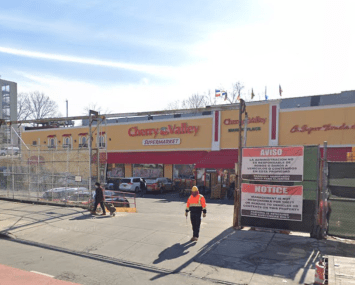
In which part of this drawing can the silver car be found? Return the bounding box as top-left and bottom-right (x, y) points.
(119, 177), (142, 193)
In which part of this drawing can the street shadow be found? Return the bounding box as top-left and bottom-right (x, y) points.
(153, 241), (196, 264)
(2, 225), (355, 284)
(69, 214), (112, 220)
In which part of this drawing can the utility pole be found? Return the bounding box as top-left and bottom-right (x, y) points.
(88, 110), (99, 197)
(233, 99), (246, 229)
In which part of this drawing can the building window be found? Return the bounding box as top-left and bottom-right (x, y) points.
(79, 135), (88, 148)
(173, 164), (195, 179)
(133, 164), (163, 178)
(98, 135), (106, 148)
(62, 136), (72, 149)
(47, 137), (57, 149)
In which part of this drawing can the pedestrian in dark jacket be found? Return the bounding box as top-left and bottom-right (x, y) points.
(91, 182), (106, 215)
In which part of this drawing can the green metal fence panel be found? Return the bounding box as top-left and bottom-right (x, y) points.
(303, 146), (319, 181)
(328, 162), (355, 238)
(328, 199), (355, 238)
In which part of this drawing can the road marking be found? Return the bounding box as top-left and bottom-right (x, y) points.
(30, 271), (54, 278)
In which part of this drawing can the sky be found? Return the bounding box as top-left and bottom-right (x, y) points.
(1, 0), (355, 117)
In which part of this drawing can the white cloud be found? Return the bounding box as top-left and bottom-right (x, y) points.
(0, 47), (176, 78)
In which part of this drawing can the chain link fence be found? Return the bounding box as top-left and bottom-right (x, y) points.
(0, 126), (106, 207)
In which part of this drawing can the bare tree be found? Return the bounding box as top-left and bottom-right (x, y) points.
(165, 100), (182, 111)
(19, 91), (59, 122)
(181, 94), (207, 109)
(225, 81), (245, 104)
(82, 103), (112, 115)
(17, 93), (31, 121)
(204, 89), (218, 106)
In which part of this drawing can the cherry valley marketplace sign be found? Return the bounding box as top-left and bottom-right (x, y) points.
(241, 146), (304, 222)
(128, 123), (199, 138)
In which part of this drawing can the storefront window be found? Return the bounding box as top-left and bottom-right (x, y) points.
(220, 169), (236, 188)
(107, 164), (125, 178)
(196, 168), (205, 186)
(173, 164), (194, 179)
(132, 164), (163, 178)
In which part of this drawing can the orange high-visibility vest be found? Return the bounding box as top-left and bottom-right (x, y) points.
(186, 194), (206, 213)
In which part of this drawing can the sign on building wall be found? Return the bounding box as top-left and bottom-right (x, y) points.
(242, 146), (304, 182)
(241, 184), (303, 221)
(142, 138), (181, 146)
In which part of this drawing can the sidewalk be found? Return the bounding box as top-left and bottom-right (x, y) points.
(0, 264), (80, 285)
(1, 198), (355, 284)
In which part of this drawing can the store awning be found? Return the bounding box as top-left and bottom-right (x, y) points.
(107, 151), (208, 165)
(195, 149), (238, 169)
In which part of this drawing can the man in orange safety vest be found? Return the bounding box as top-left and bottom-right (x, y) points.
(185, 186), (207, 241)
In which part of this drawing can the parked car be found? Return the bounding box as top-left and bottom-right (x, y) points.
(146, 177), (173, 194)
(42, 187), (89, 201)
(119, 177), (142, 193)
(106, 178), (122, 190)
(0, 147), (19, 156)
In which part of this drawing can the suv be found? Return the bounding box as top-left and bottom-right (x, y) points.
(0, 147), (19, 156)
(146, 178), (173, 194)
(119, 177), (142, 193)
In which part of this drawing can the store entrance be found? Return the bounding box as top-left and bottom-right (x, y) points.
(206, 171), (218, 194)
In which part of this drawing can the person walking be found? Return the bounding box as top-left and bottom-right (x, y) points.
(185, 186), (207, 241)
(91, 182), (106, 215)
(140, 178), (147, 196)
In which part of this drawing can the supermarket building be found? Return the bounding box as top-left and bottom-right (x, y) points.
(21, 90), (355, 189)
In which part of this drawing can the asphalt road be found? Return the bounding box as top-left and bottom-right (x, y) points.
(2, 192), (353, 285)
(0, 193), (235, 285)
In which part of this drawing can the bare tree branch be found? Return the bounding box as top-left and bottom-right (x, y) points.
(225, 81), (245, 104)
(82, 103), (112, 115)
(165, 100), (182, 111)
(204, 89), (218, 106)
(17, 92), (31, 121)
(181, 94), (207, 109)
(19, 92), (59, 124)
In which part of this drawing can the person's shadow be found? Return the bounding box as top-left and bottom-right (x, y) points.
(153, 241), (196, 264)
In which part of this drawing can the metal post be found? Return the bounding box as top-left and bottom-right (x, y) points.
(233, 99), (245, 228)
(322, 141), (328, 237)
(37, 140), (40, 200)
(52, 150), (54, 201)
(97, 119), (101, 183)
(89, 115), (93, 198)
(243, 112), (248, 147)
(66, 100), (68, 118)
(10, 124), (14, 199)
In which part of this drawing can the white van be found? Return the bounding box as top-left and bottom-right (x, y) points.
(0, 147), (19, 156)
(119, 177), (142, 192)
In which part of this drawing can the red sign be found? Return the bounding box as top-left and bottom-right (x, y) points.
(241, 183), (303, 221)
(224, 116), (267, 125)
(290, 123), (355, 134)
(128, 123), (199, 138)
(242, 146), (304, 182)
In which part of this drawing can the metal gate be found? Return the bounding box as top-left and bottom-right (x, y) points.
(327, 162), (355, 238)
